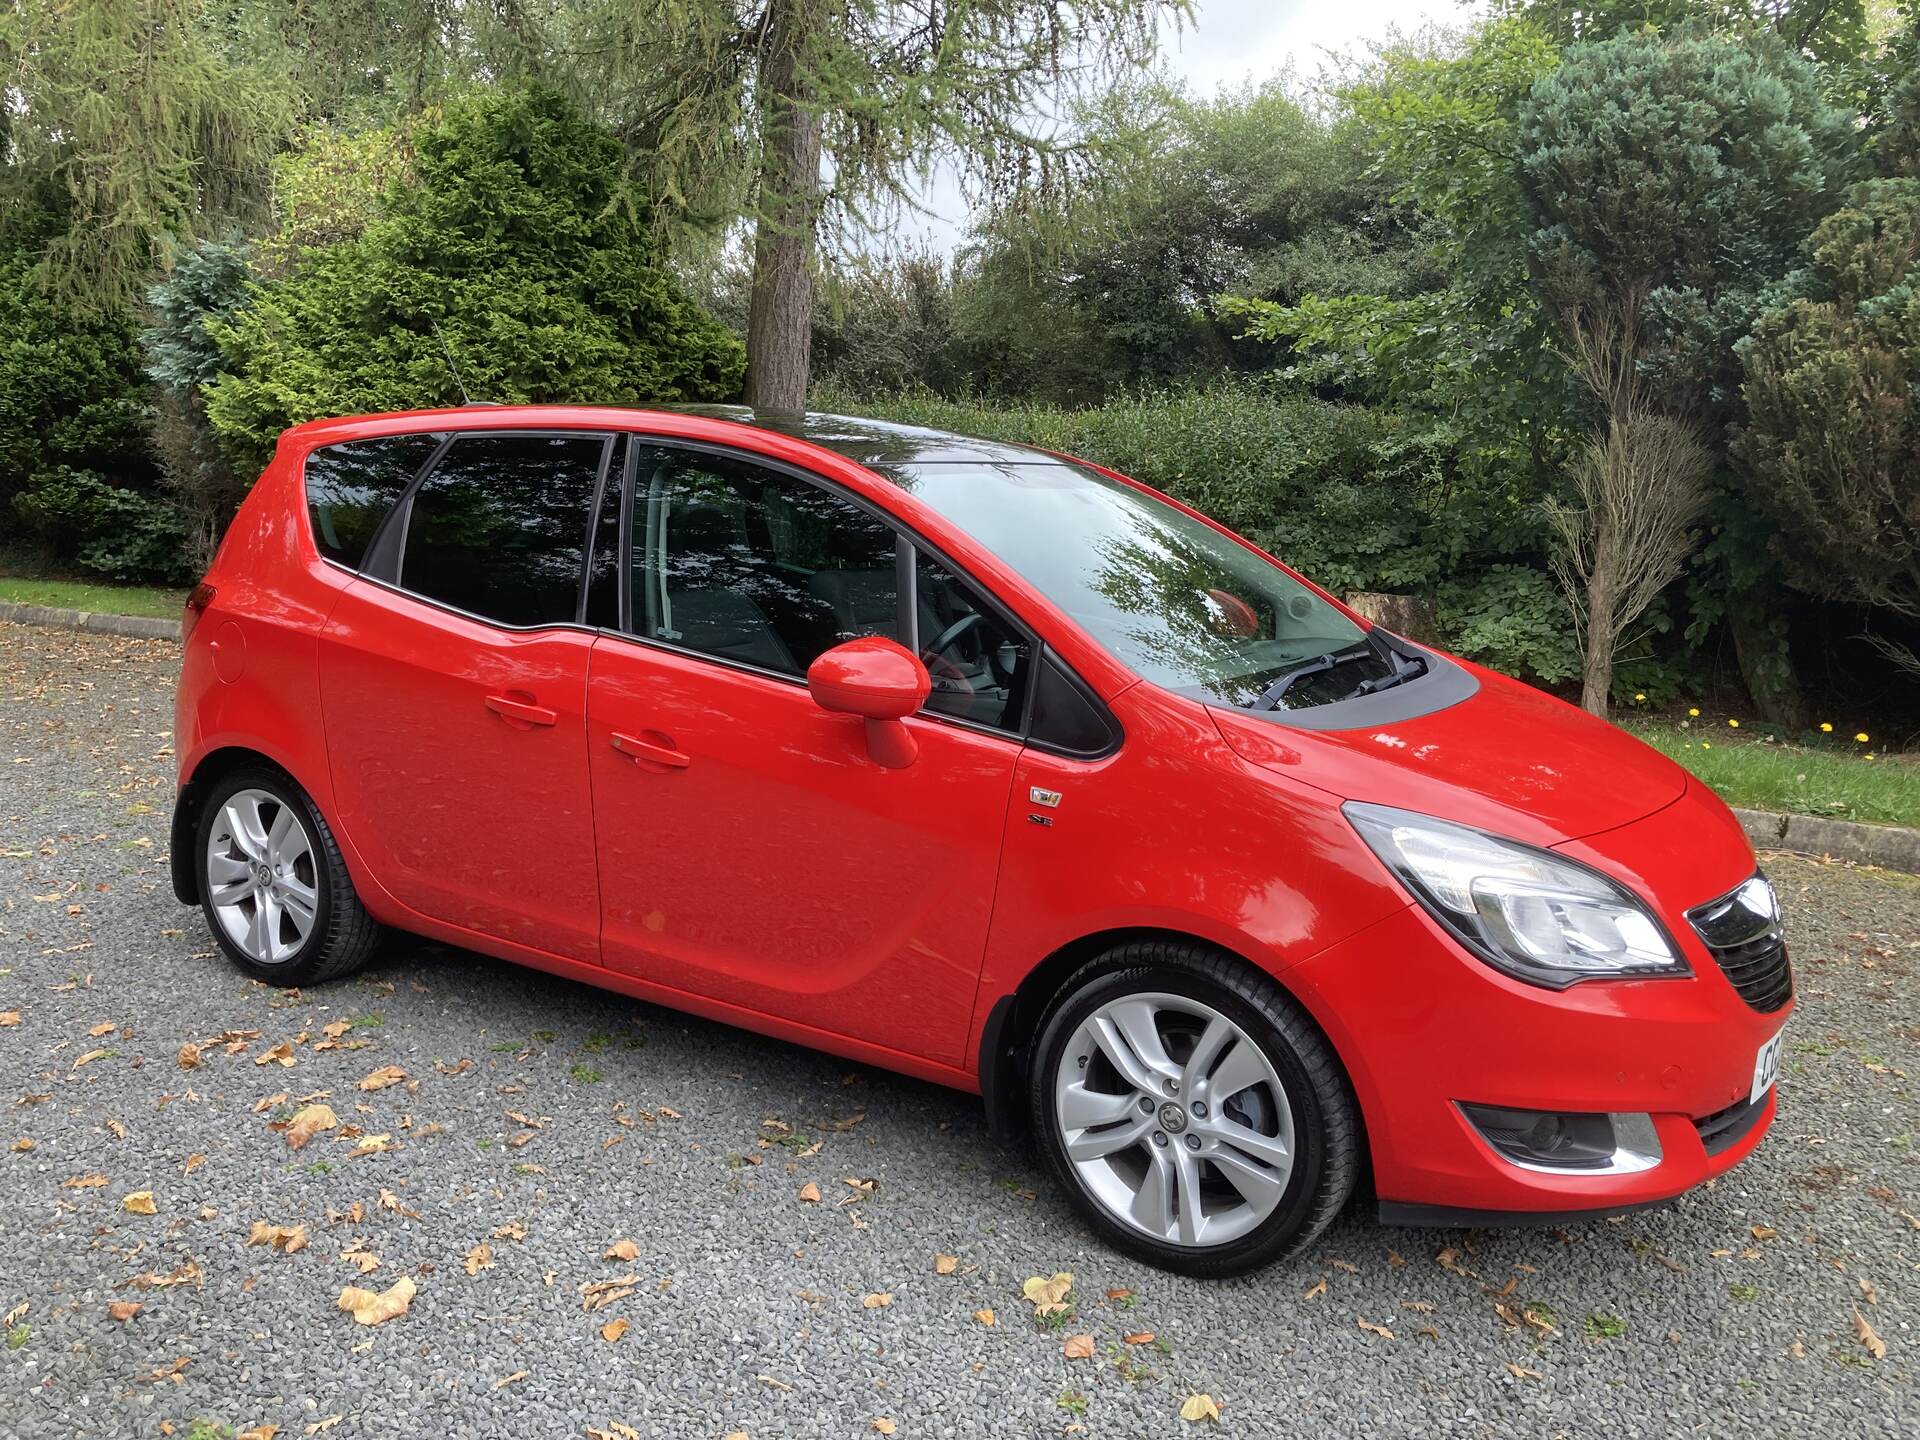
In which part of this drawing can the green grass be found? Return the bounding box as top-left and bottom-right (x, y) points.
(1623, 720), (1920, 828)
(0, 573), (187, 619)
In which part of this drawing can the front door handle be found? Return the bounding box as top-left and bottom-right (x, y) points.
(610, 730), (691, 769)
(485, 693), (557, 727)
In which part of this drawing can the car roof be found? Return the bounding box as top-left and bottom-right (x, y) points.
(657, 405), (1056, 469)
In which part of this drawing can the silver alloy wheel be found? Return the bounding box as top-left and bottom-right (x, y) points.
(205, 788), (319, 965)
(1053, 991), (1295, 1248)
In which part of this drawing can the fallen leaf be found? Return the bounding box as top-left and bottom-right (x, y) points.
(235, 1426), (278, 1440)
(11, 1138), (33, 1153)
(358, 1065), (406, 1092)
(176, 1042), (201, 1069)
(336, 1275), (415, 1325)
(972, 1308), (995, 1326)
(121, 1190), (157, 1215)
(872, 1421), (896, 1436)
(1123, 1331), (1155, 1345)
(600, 1317), (629, 1343)
(464, 1243), (493, 1277)
(0, 1011), (17, 1027)
(1858, 1277), (1879, 1305)
(604, 1239), (640, 1261)
(1302, 1276), (1327, 1301)
(255, 1041), (296, 1068)
(3, 1301), (24, 1327)
(492, 1221), (527, 1242)
(1854, 1309), (1886, 1360)
(1180, 1393), (1221, 1423)
(322, 1021), (352, 1039)
(933, 1254), (958, 1275)
(1021, 1271), (1073, 1316)
(1357, 1318), (1395, 1340)
(1750, 1224), (1779, 1241)
(797, 1181), (821, 1203)
(88, 1021), (116, 1037)
(377, 1188), (419, 1219)
(346, 1134), (391, 1157)
(62, 1173), (108, 1189)
(1105, 1288), (1131, 1301)
(1504, 1363), (1544, 1380)
(862, 1291), (893, 1309)
(246, 1222), (308, 1254)
(73, 1049), (109, 1069)
(283, 1103), (338, 1150)
(340, 1240), (380, 1275)
(108, 1301), (142, 1321)
(1062, 1333), (1095, 1359)
(493, 1371), (528, 1390)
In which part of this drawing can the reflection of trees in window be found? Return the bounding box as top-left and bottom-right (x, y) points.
(305, 434), (441, 569)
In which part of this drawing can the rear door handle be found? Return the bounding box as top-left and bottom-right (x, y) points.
(610, 731), (691, 769)
(485, 693), (557, 727)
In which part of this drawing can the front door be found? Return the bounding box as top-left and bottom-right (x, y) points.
(319, 431), (613, 961)
(586, 444), (1030, 1066)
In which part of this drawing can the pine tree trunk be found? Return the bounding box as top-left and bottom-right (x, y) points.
(745, 0), (821, 414)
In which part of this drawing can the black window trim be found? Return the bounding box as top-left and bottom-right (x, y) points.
(603, 434), (1085, 747)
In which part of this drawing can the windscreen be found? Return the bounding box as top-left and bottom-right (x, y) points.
(882, 461), (1401, 710)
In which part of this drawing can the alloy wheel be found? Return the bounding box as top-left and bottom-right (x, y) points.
(1052, 991), (1295, 1248)
(204, 787), (318, 965)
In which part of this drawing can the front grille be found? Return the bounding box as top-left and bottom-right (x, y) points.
(1687, 874), (1793, 1013)
(1694, 1092), (1770, 1156)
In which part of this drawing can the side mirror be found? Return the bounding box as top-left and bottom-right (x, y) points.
(807, 637), (930, 769)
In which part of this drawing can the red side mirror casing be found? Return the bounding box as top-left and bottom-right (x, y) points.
(807, 637), (931, 769)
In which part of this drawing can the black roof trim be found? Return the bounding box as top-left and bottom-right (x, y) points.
(660, 404), (1060, 469)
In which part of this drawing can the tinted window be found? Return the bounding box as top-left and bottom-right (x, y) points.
(583, 437), (625, 630)
(629, 447), (898, 676)
(401, 433), (609, 627)
(304, 434), (441, 570)
(917, 554), (1029, 731)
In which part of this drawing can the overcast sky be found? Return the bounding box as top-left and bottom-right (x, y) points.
(888, 0), (1481, 250)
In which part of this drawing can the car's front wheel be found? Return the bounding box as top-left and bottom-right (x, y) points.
(1029, 942), (1360, 1276)
(196, 767), (382, 985)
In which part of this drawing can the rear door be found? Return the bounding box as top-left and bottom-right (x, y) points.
(318, 430), (615, 961)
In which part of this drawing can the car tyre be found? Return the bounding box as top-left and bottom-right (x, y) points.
(196, 766), (382, 986)
(1029, 940), (1359, 1277)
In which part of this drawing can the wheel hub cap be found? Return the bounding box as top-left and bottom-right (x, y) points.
(204, 788), (318, 965)
(1053, 991), (1295, 1249)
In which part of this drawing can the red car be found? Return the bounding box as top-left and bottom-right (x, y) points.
(172, 405), (1789, 1275)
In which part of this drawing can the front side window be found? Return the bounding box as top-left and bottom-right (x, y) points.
(628, 447), (899, 677)
(917, 554), (1029, 731)
(304, 433), (442, 570)
(882, 461), (1403, 712)
(401, 433), (610, 627)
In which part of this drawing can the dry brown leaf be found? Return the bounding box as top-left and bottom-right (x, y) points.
(235, 1426), (278, 1440)
(494, 1371), (528, 1390)
(72, 1049), (109, 1069)
(1750, 1224), (1779, 1241)
(604, 1239), (640, 1261)
(11, 1138), (34, 1153)
(0, 1011), (18, 1027)
(1358, 1318), (1395, 1340)
(797, 1181), (821, 1204)
(121, 1190), (157, 1215)
(1302, 1276), (1327, 1302)
(176, 1042), (202, 1069)
(1858, 1277), (1879, 1305)
(322, 1021), (352, 1039)
(872, 1421), (896, 1436)
(340, 1240), (380, 1275)
(284, 1103), (338, 1150)
(1504, 1363), (1544, 1380)
(246, 1222), (308, 1254)
(933, 1254), (958, 1275)
(336, 1275), (415, 1325)
(346, 1134), (391, 1157)
(358, 1065), (407, 1092)
(255, 1042), (296, 1068)
(862, 1291), (893, 1309)
(377, 1188), (420, 1219)
(464, 1243), (493, 1277)
(972, 1308), (996, 1326)
(600, 1317), (630, 1343)
(62, 1173), (108, 1189)
(1854, 1309), (1886, 1360)
(108, 1301), (142, 1321)
(1062, 1333), (1095, 1359)
(1021, 1272), (1073, 1316)
(3, 1301), (25, 1327)
(1179, 1393), (1221, 1423)
(1122, 1331), (1155, 1345)
(87, 1021), (116, 1038)
(493, 1221), (528, 1242)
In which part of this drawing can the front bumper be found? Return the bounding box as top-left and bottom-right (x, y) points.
(1287, 884), (1788, 1217)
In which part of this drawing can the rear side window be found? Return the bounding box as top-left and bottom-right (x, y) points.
(401, 433), (610, 628)
(304, 434), (441, 570)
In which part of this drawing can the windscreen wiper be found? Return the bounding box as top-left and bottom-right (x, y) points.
(1345, 645), (1427, 699)
(1253, 642), (1375, 711)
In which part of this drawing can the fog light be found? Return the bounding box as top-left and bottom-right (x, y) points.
(1458, 1103), (1658, 1173)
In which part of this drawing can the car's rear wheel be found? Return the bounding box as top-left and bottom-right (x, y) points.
(1029, 941), (1359, 1277)
(197, 767), (382, 985)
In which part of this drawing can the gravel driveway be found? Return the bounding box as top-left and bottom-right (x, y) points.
(1, 619), (1914, 1439)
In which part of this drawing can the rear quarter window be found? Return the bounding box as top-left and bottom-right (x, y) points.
(304, 434), (442, 570)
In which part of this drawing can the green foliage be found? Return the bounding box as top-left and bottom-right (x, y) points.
(253, 123), (419, 280)
(205, 87), (745, 470)
(1733, 178), (1920, 652)
(1435, 565), (1581, 684)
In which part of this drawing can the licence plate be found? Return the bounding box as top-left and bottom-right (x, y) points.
(1750, 1027), (1786, 1107)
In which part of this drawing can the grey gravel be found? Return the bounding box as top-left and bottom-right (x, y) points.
(0, 618), (1914, 1439)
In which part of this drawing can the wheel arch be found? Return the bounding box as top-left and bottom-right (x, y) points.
(170, 746), (311, 905)
(976, 927), (1361, 1154)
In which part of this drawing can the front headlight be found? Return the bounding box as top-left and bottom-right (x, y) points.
(1344, 802), (1686, 988)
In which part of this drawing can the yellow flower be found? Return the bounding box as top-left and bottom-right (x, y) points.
(1819, 722), (1833, 733)
(1702, 741), (1712, 750)
(1865, 753), (1876, 761)
(1687, 707), (1700, 717)
(1633, 692), (1646, 702)
(1854, 732), (1870, 743)
(1728, 719), (1740, 728)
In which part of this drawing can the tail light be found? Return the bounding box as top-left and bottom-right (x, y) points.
(182, 581), (216, 642)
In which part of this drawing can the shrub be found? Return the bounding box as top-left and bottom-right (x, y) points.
(207, 86), (745, 470)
